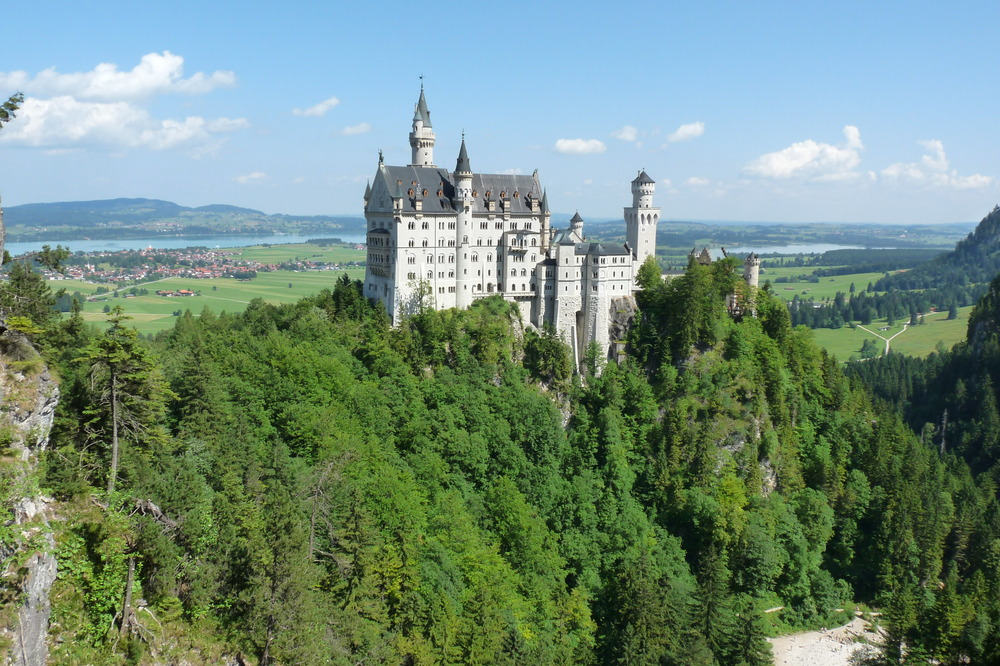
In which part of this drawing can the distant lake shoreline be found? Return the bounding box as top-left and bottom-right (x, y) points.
(5, 233), (368, 256)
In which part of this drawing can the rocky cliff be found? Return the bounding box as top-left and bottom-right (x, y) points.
(0, 325), (59, 666)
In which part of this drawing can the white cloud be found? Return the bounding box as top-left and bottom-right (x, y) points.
(611, 125), (638, 142)
(500, 168), (523, 175)
(743, 125), (864, 181)
(0, 51), (234, 101)
(686, 176), (710, 187)
(293, 96), (340, 117)
(555, 138), (606, 155)
(0, 95), (247, 150)
(882, 140), (992, 189)
(667, 121), (705, 143)
(235, 171), (267, 184)
(0, 53), (245, 152)
(340, 122), (371, 135)
(659, 178), (672, 187)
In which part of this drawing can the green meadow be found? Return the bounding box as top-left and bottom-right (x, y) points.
(809, 306), (972, 362)
(57, 242), (367, 335)
(761, 266), (894, 302)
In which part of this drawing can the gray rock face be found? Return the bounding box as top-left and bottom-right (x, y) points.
(1, 331), (59, 666)
(13, 545), (57, 666)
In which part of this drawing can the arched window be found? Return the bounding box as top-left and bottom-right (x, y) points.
(421, 221), (429, 230)
(408, 221), (415, 230)
(408, 239), (414, 247)
(422, 239), (428, 247)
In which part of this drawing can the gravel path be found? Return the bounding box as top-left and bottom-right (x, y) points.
(769, 617), (881, 666)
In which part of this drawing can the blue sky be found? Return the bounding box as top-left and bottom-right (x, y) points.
(1, 1), (997, 224)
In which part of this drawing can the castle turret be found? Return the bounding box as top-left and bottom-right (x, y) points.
(569, 211), (585, 242)
(454, 137), (474, 308)
(624, 170), (659, 266)
(408, 85), (436, 167)
(743, 252), (760, 288)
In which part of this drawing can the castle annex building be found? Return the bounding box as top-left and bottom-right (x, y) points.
(363, 87), (660, 364)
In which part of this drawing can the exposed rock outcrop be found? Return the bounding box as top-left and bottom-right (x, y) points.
(1, 327), (59, 666)
(608, 295), (639, 363)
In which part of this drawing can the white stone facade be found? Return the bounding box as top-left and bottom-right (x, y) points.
(363, 88), (659, 366)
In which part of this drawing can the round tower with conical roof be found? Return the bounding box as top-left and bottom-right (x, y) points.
(624, 170), (660, 266)
(454, 137), (474, 308)
(409, 84), (436, 167)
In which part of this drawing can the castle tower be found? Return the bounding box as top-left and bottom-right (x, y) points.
(408, 85), (436, 167)
(569, 211), (585, 241)
(454, 137), (474, 308)
(624, 170), (659, 266)
(743, 252), (760, 288)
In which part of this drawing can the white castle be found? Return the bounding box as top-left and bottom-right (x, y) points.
(363, 87), (660, 365)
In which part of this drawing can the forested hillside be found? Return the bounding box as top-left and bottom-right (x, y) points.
(792, 207), (1000, 330)
(3, 259), (999, 664)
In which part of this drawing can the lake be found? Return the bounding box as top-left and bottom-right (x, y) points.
(4, 233), (368, 256)
(728, 244), (869, 255)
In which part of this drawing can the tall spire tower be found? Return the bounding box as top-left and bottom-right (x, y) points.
(624, 170), (659, 266)
(408, 82), (436, 167)
(454, 136), (473, 309)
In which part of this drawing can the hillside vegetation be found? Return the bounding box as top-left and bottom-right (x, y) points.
(0, 254), (996, 664)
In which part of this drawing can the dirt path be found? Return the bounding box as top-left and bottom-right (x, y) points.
(769, 616), (882, 666)
(857, 310), (946, 355)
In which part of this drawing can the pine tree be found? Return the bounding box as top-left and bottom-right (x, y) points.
(77, 306), (173, 494)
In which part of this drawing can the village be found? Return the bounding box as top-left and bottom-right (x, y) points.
(43, 245), (364, 292)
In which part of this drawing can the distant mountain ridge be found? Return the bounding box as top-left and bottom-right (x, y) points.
(2, 198), (366, 241)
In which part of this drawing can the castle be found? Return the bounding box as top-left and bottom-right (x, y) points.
(362, 87), (756, 365)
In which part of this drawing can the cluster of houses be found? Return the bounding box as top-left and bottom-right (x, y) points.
(153, 289), (196, 297)
(45, 247), (354, 285)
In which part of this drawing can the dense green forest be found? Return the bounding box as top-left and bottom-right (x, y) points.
(3, 253), (1000, 664)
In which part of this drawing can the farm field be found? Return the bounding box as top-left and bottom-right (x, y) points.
(810, 306), (972, 362)
(51, 242), (367, 334)
(761, 267), (894, 302)
(77, 268), (366, 334)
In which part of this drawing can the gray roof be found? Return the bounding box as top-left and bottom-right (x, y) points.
(416, 87), (431, 127)
(632, 170), (655, 185)
(375, 165), (543, 215)
(576, 242), (631, 256)
(455, 138), (471, 174)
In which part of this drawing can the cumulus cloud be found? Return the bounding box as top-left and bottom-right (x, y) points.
(340, 122), (371, 135)
(667, 121), (705, 143)
(743, 125), (864, 181)
(235, 171), (267, 184)
(555, 138), (606, 155)
(0, 95), (246, 150)
(686, 176), (710, 187)
(611, 125), (638, 142)
(882, 140), (992, 189)
(293, 96), (340, 117)
(0, 51), (234, 101)
(0, 53), (246, 151)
